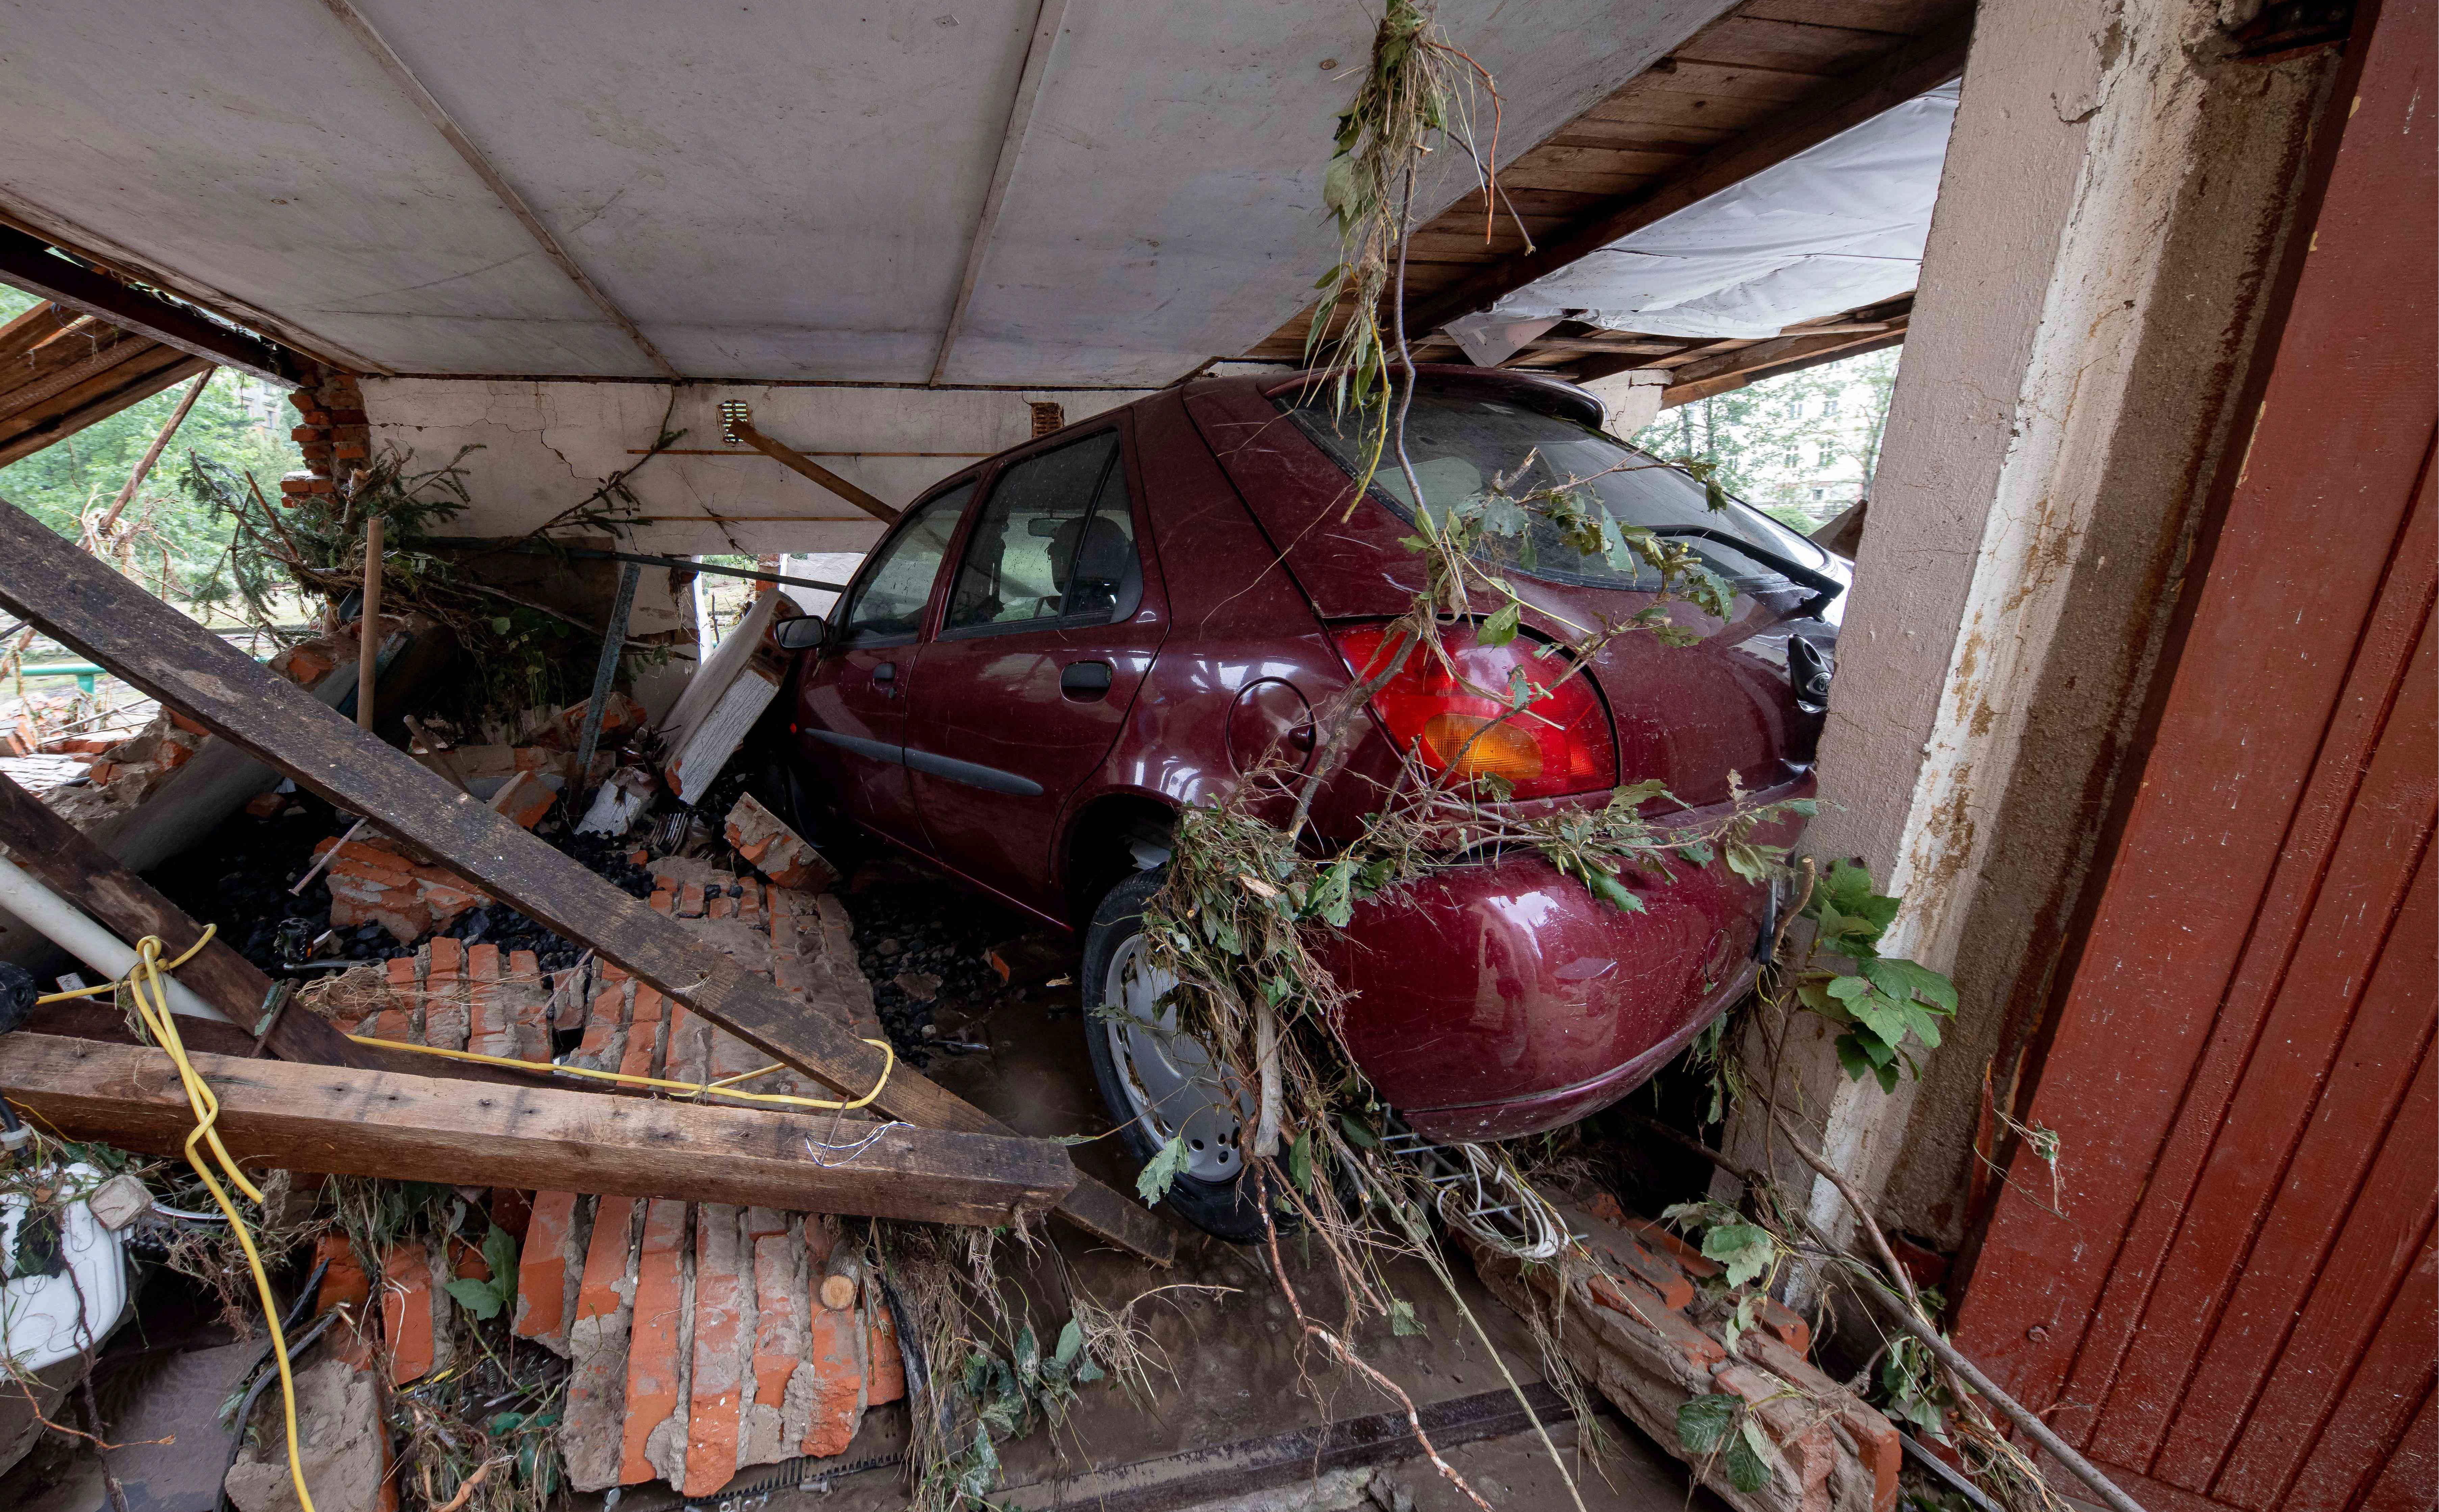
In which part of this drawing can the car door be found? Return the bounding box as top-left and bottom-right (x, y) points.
(790, 483), (972, 852)
(901, 425), (1167, 917)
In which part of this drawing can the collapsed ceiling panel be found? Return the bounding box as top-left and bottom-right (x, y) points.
(1449, 80), (1959, 350)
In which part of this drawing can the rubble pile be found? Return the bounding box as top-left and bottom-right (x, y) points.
(257, 870), (901, 1502)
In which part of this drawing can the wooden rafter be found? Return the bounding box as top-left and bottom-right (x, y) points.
(0, 229), (299, 386)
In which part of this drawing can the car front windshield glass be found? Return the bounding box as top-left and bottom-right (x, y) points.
(1283, 389), (1831, 592)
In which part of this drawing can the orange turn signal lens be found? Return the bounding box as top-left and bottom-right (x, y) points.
(1418, 713), (1544, 781)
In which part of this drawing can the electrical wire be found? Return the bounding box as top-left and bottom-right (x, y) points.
(54, 926), (318, 1512)
(342, 1031), (897, 1111)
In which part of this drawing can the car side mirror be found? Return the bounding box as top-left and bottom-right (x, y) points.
(773, 615), (827, 651)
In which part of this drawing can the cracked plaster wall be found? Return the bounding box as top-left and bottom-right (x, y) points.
(358, 379), (1156, 637)
(1727, 0), (2340, 1257)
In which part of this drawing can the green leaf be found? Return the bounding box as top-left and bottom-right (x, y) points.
(1857, 956), (1958, 1018)
(1389, 1298), (1422, 1336)
(1338, 1113), (1378, 1150)
(482, 1224), (519, 1316)
(1288, 1128), (1314, 1194)
(1677, 1393), (1739, 1455)
(1013, 1323), (1040, 1386)
(1054, 1317), (1084, 1370)
(1582, 866), (1645, 915)
(444, 1276), (504, 1321)
(1699, 1222), (1776, 1290)
(1832, 1032), (1878, 1083)
(1726, 1417), (1778, 1492)
(1478, 601), (1521, 648)
(1136, 1133), (1190, 1206)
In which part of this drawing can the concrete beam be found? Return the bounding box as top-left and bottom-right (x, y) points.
(1733, 0), (2345, 1257)
(930, 0), (1073, 386)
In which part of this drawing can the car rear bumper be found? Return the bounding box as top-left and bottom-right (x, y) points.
(1323, 799), (1800, 1143)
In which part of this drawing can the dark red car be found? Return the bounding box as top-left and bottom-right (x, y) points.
(761, 366), (1844, 1239)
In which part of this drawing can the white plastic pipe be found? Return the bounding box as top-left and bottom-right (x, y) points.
(0, 852), (230, 1022)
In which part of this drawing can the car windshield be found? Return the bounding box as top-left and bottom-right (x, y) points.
(1282, 388), (1834, 594)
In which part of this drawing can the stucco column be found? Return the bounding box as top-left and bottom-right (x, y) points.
(1728, 0), (2340, 1259)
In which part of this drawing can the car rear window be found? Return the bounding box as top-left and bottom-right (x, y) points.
(1281, 389), (1832, 593)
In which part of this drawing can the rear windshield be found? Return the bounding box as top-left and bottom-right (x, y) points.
(1282, 389), (1832, 594)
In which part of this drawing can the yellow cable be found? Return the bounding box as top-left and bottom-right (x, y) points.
(344, 1032), (895, 1110)
(33, 926), (219, 1004)
(105, 932), (316, 1512)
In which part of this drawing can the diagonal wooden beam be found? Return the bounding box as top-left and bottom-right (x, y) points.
(0, 228), (298, 386)
(0, 499), (1172, 1263)
(1, 1033), (1075, 1226)
(1404, 11), (1974, 339)
(729, 420), (901, 524)
(312, 0), (683, 382)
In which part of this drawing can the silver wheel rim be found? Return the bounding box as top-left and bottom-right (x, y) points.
(1102, 933), (1250, 1184)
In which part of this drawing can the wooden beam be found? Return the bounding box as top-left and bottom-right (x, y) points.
(729, 421), (901, 524)
(1403, 11), (1973, 337)
(0, 505), (1171, 1263)
(311, 0), (683, 383)
(0, 228), (298, 387)
(0, 1033), (1074, 1226)
(0, 770), (514, 1081)
(1658, 325), (1908, 405)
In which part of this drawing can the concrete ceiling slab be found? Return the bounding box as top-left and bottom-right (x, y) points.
(0, 0), (655, 375)
(0, 0), (1738, 386)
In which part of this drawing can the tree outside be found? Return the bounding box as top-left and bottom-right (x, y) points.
(1630, 347), (1898, 533)
(0, 284), (306, 620)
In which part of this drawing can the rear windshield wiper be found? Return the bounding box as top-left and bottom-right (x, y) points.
(1643, 526), (1844, 621)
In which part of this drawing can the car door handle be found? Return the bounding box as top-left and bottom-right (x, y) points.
(1060, 660), (1114, 700)
(871, 661), (897, 697)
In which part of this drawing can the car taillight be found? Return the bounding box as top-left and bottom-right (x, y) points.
(1332, 622), (1616, 800)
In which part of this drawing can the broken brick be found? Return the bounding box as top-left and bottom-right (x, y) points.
(486, 769), (558, 830)
(621, 1200), (690, 1487)
(380, 1240), (437, 1386)
(723, 793), (837, 892)
(681, 1206), (745, 1496)
(516, 1190), (583, 1354)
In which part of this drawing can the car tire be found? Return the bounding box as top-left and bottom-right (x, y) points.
(1080, 867), (1272, 1244)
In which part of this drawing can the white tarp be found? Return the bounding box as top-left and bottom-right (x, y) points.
(1449, 81), (1959, 356)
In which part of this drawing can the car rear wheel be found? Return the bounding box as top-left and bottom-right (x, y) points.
(1080, 868), (1269, 1244)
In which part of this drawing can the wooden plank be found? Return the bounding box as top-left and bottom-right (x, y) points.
(0, 1032), (1073, 1228)
(730, 420), (900, 524)
(2212, 1052), (2436, 1506)
(0, 227), (297, 386)
(1673, 15), (1912, 76)
(2102, 628), (2437, 1474)
(1404, 12), (1971, 336)
(0, 348), (208, 469)
(1952, 0), (2436, 1447)
(0, 505), (1175, 1264)
(1654, 325), (1907, 395)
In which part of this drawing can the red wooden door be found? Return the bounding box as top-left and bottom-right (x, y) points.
(1955, 4), (2437, 1509)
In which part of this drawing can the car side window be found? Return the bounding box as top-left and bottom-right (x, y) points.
(837, 484), (972, 646)
(941, 431), (1139, 636)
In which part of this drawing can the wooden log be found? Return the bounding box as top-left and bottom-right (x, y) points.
(819, 1245), (863, 1311)
(0, 1032), (1073, 1227)
(0, 503), (1175, 1264)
